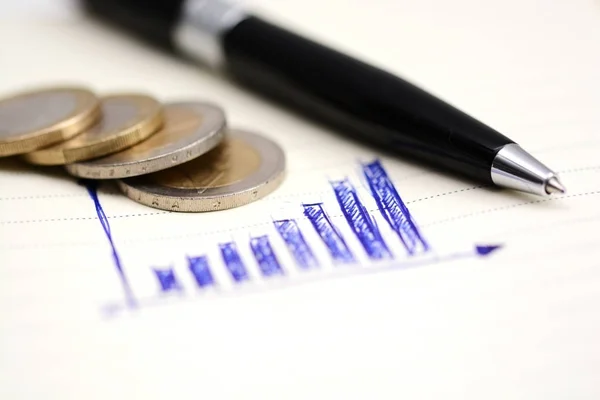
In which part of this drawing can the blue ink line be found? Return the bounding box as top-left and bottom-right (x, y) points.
(153, 268), (183, 292)
(331, 178), (392, 260)
(82, 180), (136, 307)
(187, 255), (215, 288)
(303, 203), (355, 264)
(219, 242), (250, 283)
(274, 219), (319, 269)
(362, 160), (430, 255)
(250, 235), (284, 277)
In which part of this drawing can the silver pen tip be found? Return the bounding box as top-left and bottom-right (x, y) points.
(491, 144), (567, 196)
(545, 177), (566, 195)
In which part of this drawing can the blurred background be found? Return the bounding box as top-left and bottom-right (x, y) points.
(1, 0), (80, 19)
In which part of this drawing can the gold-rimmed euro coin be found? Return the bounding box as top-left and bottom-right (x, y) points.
(65, 102), (227, 179)
(117, 129), (286, 212)
(23, 93), (163, 165)
(0, 86), (100, 157)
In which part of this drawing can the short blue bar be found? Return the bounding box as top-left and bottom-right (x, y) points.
(153, 268), (182, 292)
(250, 235), (284, 277)
(188, 255), (215, 288)
(219, 242), (250, 283)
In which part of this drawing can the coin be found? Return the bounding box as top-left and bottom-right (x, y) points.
(65, 102), (226, 179)
(117, 129), (286, 212)
(0, 86), (100, 157)
(23, 93), (163, 165)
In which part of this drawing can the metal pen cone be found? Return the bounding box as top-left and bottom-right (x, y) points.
(545, 177), (566, 195)
(491, 144), (563, 196)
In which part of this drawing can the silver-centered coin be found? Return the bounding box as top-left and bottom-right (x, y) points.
(65, 102), (226, 178)
(117, 129), (286, 212)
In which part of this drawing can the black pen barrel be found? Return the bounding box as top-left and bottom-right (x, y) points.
(222, 17), (513, 183)
(82, 0), (514, 184)
(83, 0), (184, 50)
(79, 0), (564, 196)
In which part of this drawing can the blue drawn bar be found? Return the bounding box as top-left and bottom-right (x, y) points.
(303, 203), (355, 263)
(153, 268), (183, 292)
(187, 255), (215, 288)
(250, 235), (284, 277)
(274, 219), (319, 269)
(362, 160), (429, 255)
(219, 242), (250, 283)
(331, 179), (392, 260)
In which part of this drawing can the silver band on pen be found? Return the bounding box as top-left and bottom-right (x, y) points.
(173, 0), (249, 68)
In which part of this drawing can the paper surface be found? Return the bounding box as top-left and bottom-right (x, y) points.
(1, 1), (600, 399)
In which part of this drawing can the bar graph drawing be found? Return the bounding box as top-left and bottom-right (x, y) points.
(87, 159), (502, 316)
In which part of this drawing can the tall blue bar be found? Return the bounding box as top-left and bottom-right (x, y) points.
(303, 203), (355, 264)
(362, 160), (429, 255)
(331, 178), (392, 260)
(274, 219), (319, 269)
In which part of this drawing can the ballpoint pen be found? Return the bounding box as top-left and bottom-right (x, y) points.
(81, 0), (566, 196)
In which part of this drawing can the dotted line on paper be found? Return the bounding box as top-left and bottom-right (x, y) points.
(0, 183), (487, 205)
(403, 165), (600, 205)
(1, 164), (599, 226)
(1, 240), (103, 251)
(0, 211), (358, 247)
(3, 190), (600, 248)
(406, 185), (487, 204)
(0, 193), (85, 201)
(0, 211), (168, 225)
(559, 165), (600, 174)
(116, 191), (600, 242)
(0, 190), (120, 201)
(2, 187), (597, 226)
(0, 165), (597, 202)
(422, 190), (600, 227)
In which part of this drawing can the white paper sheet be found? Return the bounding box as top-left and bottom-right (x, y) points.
(1, 1), (599, 399)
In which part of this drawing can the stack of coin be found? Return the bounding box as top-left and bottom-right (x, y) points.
(0, 86), (286, 212)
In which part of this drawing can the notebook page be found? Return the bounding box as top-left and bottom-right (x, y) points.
(1, 1), (599, 399)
